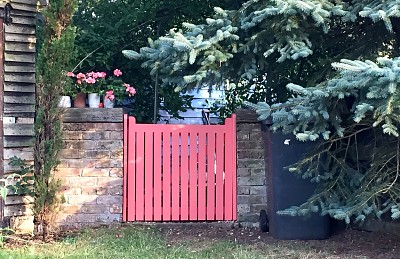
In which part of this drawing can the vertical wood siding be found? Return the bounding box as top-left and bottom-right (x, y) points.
(3, 0), (39, 220)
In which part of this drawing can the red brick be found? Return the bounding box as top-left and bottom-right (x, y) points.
(109, 131), (123, 140)
(62, 205), (81, 214)
(82, 131), (110, 140)
(68, 177), (97, 187)
(63, 123), (96, 131)
(95, 159), (122, 168)
(83, 150), (110, 159)
(95, 123), (123, 131)
(67, 195), (97, 205)
(80, 205), (109, 214)
(96, 195), (122, 205)
(62, 131), (83, 140)
(96, 140), (123, 150)
(110, 204), (122, 213)
(65, 213), (97, 223)
(81, 186), (101, 195)
(59, 149), (84, 159)
(60, 186), (82, 195)
(109, 168), (123, 178)
(82, 168), (110, 177)
(110, 150), (123, 159)
(56, 168), (81, 177)
(97, 177), (123, 187)
(63, 140), (85, 149)
(108, 186), (123, 195)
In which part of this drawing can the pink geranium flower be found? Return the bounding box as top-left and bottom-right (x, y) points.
(126, 86), (136, 96)
(98, 72), (107, 78)
(76, 73), (85, 79)
(66, 72), (75, 77)
(113, 69), (122, 77)
(105, 90), (115, 101)
(85, 77), (96, 84)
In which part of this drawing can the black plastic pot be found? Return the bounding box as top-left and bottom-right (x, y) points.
(262, 121), (330, 240)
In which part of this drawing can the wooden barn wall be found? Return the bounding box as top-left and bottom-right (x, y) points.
(2, 0), (38, 221)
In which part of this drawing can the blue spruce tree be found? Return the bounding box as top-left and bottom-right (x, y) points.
(124, 1), (400, 223)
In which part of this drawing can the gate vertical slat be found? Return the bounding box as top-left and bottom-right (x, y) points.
(198, 131), (207, 220)
(162, 131), (171, 221)
(153, 130), (162, 221)
(127, 116), (137, 221)
(123, 115), (128, 221)
(231, 115), (237, 220)
(207, 132), (216, 220)
(189, 132), (198, 220)
(145, 131), (154, 221)
(215, 131), (225, 220)
(171, 131), (180, 220)
(181, 131), (189, 220)
(136, 131), (145, 220)
(224, 117), (234, 220)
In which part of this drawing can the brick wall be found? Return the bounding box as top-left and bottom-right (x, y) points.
(236, 109), (267, 225)
(56, 108), (124, 228)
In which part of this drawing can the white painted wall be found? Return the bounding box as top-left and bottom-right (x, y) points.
(158, 87), (225, 125)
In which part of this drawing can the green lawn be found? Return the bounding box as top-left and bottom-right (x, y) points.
(0, 225), (391, 259)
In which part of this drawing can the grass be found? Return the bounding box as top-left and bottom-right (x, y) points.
(0, 225), (367, 259)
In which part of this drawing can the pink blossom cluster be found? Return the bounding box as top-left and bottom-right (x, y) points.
(67, 71), (106, 85)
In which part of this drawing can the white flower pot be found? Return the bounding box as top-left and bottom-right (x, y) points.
(58, 96), (72, 108)
(104, 97), (115, 108)
(88, 93), (100, 108)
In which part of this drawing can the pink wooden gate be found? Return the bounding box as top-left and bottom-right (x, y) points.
(123, 114), (237, 222)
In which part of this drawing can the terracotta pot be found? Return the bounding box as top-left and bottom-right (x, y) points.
(73, 92), (86, 108)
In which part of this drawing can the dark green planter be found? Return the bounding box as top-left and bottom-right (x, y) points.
(262, 121), (331, 240)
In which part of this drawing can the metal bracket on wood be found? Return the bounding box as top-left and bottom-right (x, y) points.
(0, 3), (13, 25)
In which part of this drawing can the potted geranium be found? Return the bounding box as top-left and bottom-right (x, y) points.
(66, 71), (107, 107)
(103, 69), (136, 108)
(66, 69), (136, 108)
(59, 72), (78, 108)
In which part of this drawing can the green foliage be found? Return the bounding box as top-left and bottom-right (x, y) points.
(130, 0), (400, 223)
(73, 0), (243, 122)
(250, 57), (400, 223)
(35, 0), (76, 240)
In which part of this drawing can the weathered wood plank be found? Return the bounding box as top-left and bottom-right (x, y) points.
(4, 82), (35, 92)
(3, 159), (33, 172)
(11, 9), (36, 18)
(5, 33), (36, 43)
(4, 63), (35, 73)
(8, 0), (38, 6)
(5, 196), (34, 206)
(4, 147), (34, 160)
(1, 2), (37, 12)
(4, 93), (35, 104)
(4, 53), (35, 63)
(5, 42), (35, 52)
(9, 15), (36, 25)
(5, 25), (35, 35)
(4, 204), (33, 217)
(4, 103), (35, 113)
(4, 124), (34, 136)
(62, 108), (124, 123)
(4, 136), (34, 147)
(4, 73), (35, 83)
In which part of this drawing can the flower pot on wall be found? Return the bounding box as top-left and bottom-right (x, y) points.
(58, 96), (72, 108)
(88, 93), (100, 108)
(104, 97), (115, 108)
(73, 92), (86, 108)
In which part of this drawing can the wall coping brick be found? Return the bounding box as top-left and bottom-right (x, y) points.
(62, 108), (123, 123)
